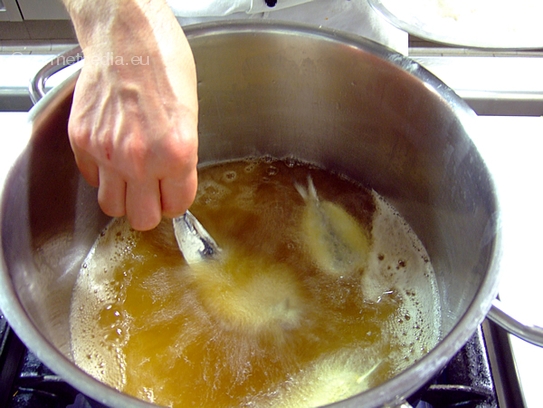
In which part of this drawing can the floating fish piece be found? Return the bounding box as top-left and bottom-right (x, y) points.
(295, 176), (371, 276)
(173, 211), (221, 264)
(187, 248), (306, 339)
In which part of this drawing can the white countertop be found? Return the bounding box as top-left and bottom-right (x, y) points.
(1, 111), (542, 407)
(471, 116), (543, 408)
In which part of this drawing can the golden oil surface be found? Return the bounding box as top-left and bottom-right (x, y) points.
(70, 159), (440, 407)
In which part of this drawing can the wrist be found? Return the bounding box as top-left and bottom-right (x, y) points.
(62, 0), (176, 52)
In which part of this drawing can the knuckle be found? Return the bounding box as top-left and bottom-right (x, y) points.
(97, 190), (125, 219)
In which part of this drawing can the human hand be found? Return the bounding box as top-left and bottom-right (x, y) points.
(64, 0), (198, 231)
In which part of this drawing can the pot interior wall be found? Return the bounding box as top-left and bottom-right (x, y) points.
(1, 84), (110, 356)
(189, 28), (497, 337)
(1, 24), (497, 404)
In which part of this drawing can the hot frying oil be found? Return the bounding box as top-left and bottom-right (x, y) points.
(70, 158), (441, 407)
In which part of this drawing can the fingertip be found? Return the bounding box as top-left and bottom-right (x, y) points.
(82, 170), (100, 188)
(125, 182), (162, 231)
(98, 194), (126, 218)
(160, 172), (198, 219)
(96, 170), (126, 218)
(128, 213), (161, 232)
(73, 154), (100, 187)
(161, 195), (194, 219)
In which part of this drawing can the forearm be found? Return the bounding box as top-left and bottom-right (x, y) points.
(61, 0), (199, 231)
(61, 0), (197, 130)
(61, 0), (183, 55)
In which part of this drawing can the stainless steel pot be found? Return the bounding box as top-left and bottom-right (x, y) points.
(0, 22), (508, 407)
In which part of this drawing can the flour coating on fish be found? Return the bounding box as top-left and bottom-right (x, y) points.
(295, 176), (371, 277)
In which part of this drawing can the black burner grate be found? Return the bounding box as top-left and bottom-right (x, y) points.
(418, 326), (498, 407)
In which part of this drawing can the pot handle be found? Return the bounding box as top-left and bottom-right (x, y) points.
(29, 46), (83, 104)
(488, 298), (543, 347)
